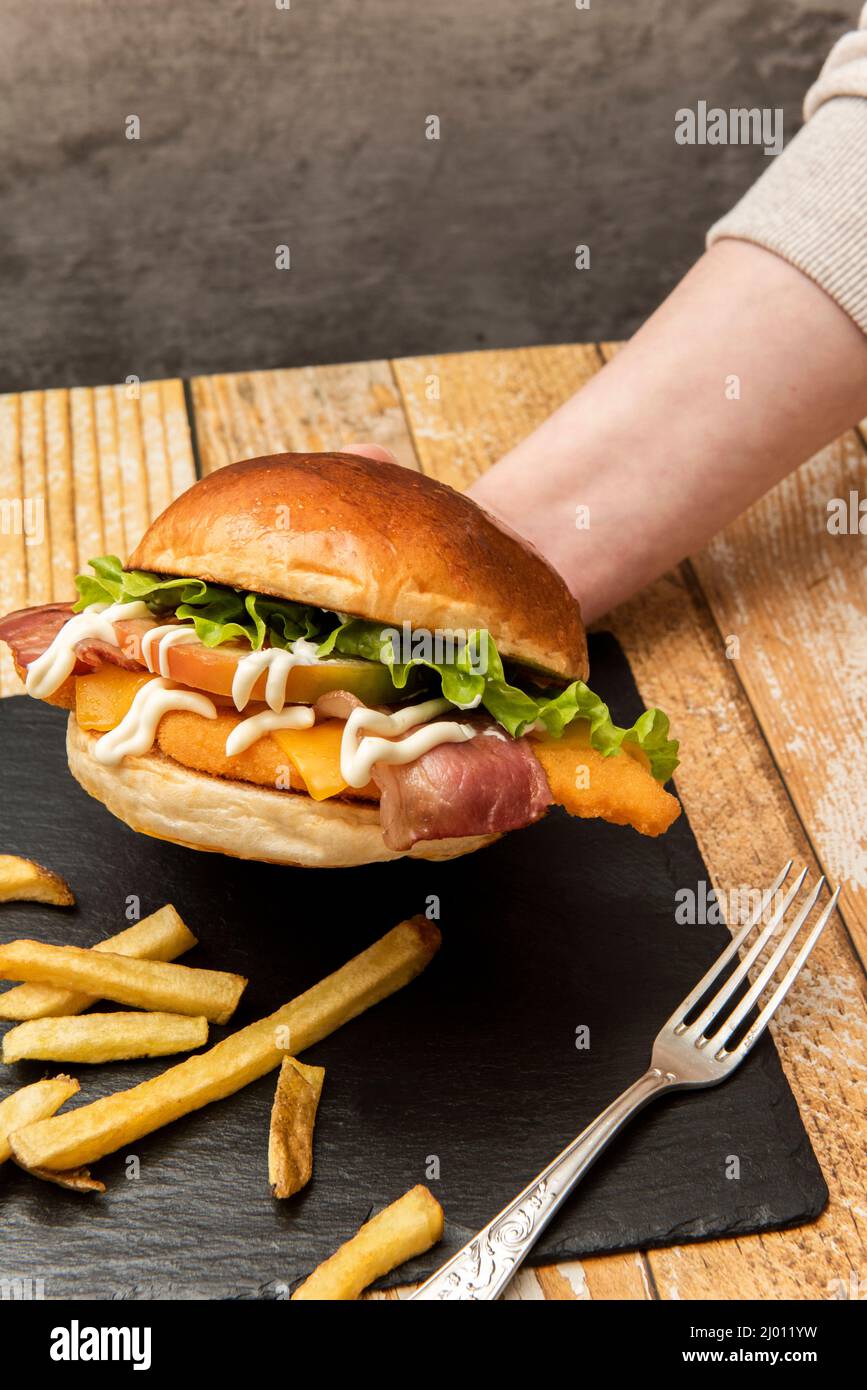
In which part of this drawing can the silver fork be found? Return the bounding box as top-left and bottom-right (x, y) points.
(411, 862), (839, 1301)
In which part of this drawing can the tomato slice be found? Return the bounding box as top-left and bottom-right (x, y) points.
(113, 621), (413, 706)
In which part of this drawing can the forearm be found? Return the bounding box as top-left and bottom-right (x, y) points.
(470, 239), (867, 623)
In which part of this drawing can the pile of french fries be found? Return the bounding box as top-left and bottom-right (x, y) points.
(0, 854), (445, 1298)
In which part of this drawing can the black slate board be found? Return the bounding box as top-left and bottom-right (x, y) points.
(0, 635), (826, 1298)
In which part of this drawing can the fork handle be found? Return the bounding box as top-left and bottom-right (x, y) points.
(411, 1067), (673, 1300)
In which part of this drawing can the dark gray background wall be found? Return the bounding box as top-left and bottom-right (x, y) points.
(0, 0), (854, 391)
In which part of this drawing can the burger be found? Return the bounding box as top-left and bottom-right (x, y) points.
(0, 452), (680, 867)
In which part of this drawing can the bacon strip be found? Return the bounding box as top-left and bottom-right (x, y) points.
(0, 603), (146, 676)
(372, 718), (552, 850)
(0, 603), (76, 669)
(72, 639), (145, 673)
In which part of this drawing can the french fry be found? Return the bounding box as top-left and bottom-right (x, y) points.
(3, 1012), (209, 1064)
(0, 904), (197, 1021)
(0, 940), (246, 1024)
(0, 1075), (79, 1163)
(11, 916), (440, 1172)
(21, 1164), (105, 1194)
(291, 1185), (444, 1300)
(268, 1057), (325, 1199)
(1, 1078), (102, 1194)
(0, 855), (74, 907)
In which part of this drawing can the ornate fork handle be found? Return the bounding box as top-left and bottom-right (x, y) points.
(411, 1068), (674, 1300)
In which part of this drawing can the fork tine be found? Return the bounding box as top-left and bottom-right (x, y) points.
(723, 886), (840, 1063)
(685, 866), (810, 1039)
(704, 876), (825, 1052)
(669, 860), (794, 1029)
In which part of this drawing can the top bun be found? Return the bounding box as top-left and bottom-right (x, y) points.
(128, 453), (587, 682)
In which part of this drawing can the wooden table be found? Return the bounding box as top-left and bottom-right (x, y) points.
(1, 345), (865, 1301)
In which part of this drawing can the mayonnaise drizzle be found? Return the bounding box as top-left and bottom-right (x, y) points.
(340, 697), (474, 788)
(25, 601), (151, 699)
(93, 677), (217, 766)
(225, 705), (315, 758)
(43, 603), (479, 779)
(140, 624), (201, 677)
(231, 640), (320, 713)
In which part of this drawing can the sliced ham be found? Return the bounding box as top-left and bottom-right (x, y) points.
(0, 603), (148, 677)
(310, 694), (553, 848)
(373, 718), (553, 850)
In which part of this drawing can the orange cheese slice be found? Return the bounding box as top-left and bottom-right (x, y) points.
(271, 719), (349, 801)
(75, 667), (156, 732)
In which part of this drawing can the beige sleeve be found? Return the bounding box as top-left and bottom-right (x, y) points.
(707, 4), (867, 335)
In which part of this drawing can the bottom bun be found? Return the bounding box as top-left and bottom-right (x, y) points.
(66, 716), (498, 868)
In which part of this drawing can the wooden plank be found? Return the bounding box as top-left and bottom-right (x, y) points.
(579, 1251), (652, 1300)
(535, 1262), (590, 1301)
(20, 392), (52, 608)
(695, 439), (867, 967)
(502, 1268), (548, 1300)
(392, 343), (867, 1300)
(44, 389), (76, 603)
(0, 382), (195, 699)
(599, 343), (867, 971)
(608, 566), (867, 1300)
(392, 344), (601, 492)
(93, 386), (125, 559)
(190, 362), (419, 475)
(162, 379), (198, 499)
(69, 387), (104, 571)
(0, 394), (24, 696)
(114, 386), (151, 553)
(140, 380), (174, 521)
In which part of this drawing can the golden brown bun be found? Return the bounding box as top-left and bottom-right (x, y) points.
(66, 718), (498, 868)
(128, 453), (587, 682)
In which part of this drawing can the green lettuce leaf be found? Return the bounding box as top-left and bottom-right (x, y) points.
(73, 558), (679, 780)
(316, 619), (679, 781)
(74, 556), (326, 651)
